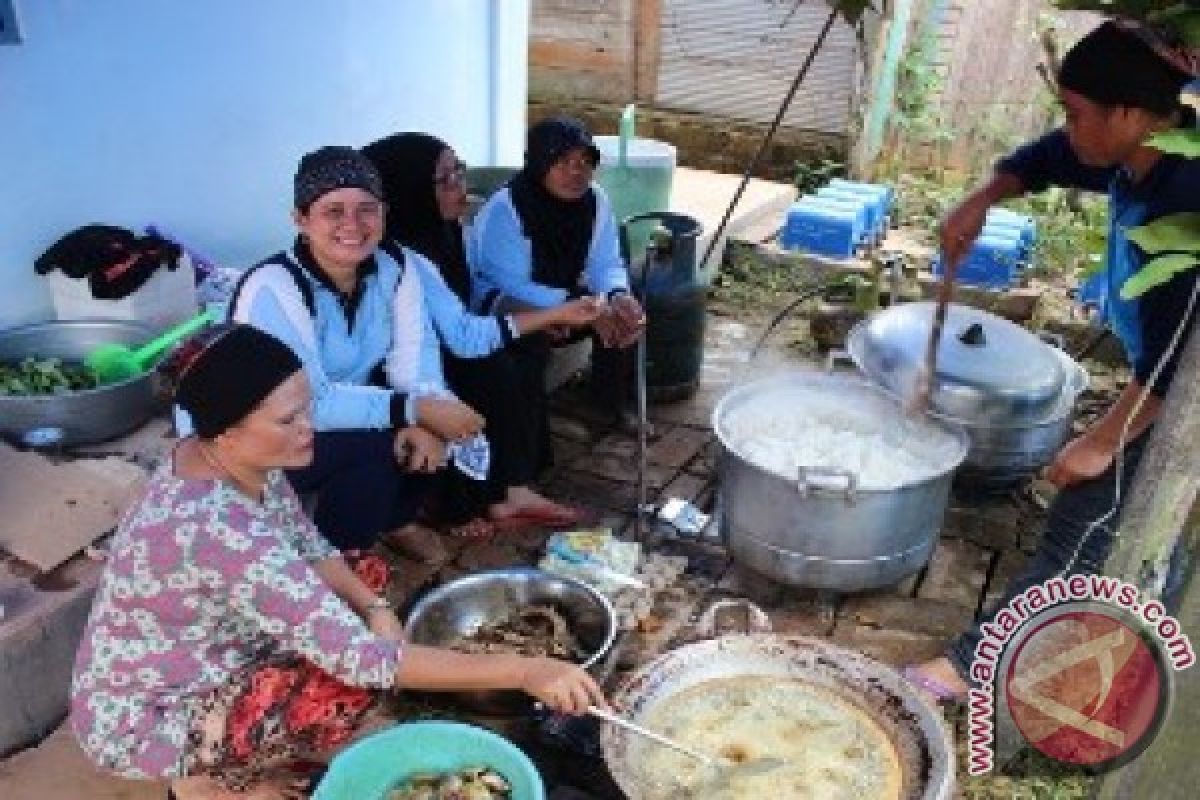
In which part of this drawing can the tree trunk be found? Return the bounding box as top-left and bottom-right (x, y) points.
(1093, 319), (1200, 799)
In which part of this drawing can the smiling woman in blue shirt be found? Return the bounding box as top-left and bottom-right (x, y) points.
(228, 147), (599, 550)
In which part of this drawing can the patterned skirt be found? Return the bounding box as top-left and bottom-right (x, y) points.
(182, 552), (391, 791)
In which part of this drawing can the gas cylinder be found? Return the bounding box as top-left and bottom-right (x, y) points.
(621, 211), (706, 402)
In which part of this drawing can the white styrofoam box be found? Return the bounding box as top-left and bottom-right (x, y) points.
(46, 253), (199, 331)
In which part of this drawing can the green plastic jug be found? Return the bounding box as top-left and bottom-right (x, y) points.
(595, 104), (676, 265)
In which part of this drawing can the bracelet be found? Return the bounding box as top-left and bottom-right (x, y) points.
(364, 597), (391, 614)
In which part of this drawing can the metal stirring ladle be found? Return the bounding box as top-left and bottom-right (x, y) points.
(587, 706), (787, 779)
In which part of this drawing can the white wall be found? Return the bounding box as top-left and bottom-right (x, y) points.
(0, 0), (529, 326)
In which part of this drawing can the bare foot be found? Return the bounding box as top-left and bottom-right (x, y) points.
(382, 523), (450, 563)
(499, 486), (568, 516)
(904, 657), (969, 702)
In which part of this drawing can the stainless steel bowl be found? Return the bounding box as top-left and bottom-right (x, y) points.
(0, 319), (162, 447)
(404, 568), (618, 714)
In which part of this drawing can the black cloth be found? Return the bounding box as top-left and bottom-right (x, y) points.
(438, 350), (543, 522)
(174, 325), (302, 439)
(509, 331), (636, 469)
(35, 225), (138, 279)
(294, 145), (383, 211)
(1058, 20), (1194, 115)
(509, 116), (600, 291)
(287, 430), (432, 551)
(34, 225), (182, 299)
(362, 132), (473, 302)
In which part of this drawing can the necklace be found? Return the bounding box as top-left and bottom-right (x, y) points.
(195, 440), (264, 500)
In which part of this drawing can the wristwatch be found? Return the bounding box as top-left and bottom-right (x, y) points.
(365, 597), (391, 614)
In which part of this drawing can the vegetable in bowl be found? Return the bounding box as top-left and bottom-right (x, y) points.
(389, 766), (512, 799)
(0, 357), (98, 395)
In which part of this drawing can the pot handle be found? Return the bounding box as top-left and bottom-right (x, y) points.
(1036, 331), (1068, 351)
(824, 349), (856, 373)
(694, 599), (772, 638)
(796, 465), (858, 504)
(21, 426), (66, 451)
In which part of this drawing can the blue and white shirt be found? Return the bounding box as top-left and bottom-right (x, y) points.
(469, 183), (629, 311)
(229, 243), (512, 432)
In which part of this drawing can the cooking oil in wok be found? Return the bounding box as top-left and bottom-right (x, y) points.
(630, 675), (902, 799)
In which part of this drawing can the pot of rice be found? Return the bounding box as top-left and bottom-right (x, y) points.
(712, 369), (968, 591)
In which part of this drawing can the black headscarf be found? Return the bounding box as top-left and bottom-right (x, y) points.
(508, 116), (601, 292)
(361, 133), (472, 302)
(1059, 20), (1195, 116)
(294, 146), (384, 211)
(170, 325), (302, 439)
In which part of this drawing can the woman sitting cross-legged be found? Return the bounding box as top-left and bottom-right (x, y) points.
(363, 131), (598, 534)
(226, 146), (600, 548)
(70, 325), (608, 800)
(470, 116), (647, 466)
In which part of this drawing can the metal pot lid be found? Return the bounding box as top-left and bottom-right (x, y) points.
(847, 301), (1067, 424)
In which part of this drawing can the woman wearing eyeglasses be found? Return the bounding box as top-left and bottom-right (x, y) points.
(470, 116), (647, 466)
(363, 132), (598, 535)
(71, 326), (607, 799)
(224, 146), (598, 550)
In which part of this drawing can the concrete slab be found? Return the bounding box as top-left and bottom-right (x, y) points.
(0, 723), (161, 800)
(668, 166), (797, 282)
(0, 557), (101, 756)
(0, 444), (145, 572)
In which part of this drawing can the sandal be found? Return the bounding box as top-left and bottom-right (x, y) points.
(490, 504), (590, 532)
(902, 665), (967, 706)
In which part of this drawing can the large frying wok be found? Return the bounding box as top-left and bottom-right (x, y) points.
(600, 620), (955, 799)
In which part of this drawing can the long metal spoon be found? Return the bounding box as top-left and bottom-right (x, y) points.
(586, 705), (716, 766)
(909, 253), (955, 415)
(587, 706), (788, 779)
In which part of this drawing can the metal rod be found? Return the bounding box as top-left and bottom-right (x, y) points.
(696, 4), (842, 278)
(911, 257), (954, 415)
(587, 705), (716, 766)
(634, 247), (652, 543)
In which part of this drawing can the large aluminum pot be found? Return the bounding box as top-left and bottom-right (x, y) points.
(0, 320), (161, 447)
(601, 633), (955, 799)
(943, 346), (1088, 489)
(713, 370), (968, 591)
(847, 301), (1068, 424)
(846, 305), (1089, 487)
(404, 568), (617, 715)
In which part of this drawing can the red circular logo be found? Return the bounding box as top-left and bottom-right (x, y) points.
(1004, 609), (1167, 768)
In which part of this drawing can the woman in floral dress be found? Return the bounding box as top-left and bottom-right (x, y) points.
(70, 325), (606, 799)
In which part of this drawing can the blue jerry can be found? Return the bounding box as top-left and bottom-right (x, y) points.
(933, 233), (1022, 289)
(979, 223), (1032, 265)
(829, 178), (895, 219)
(816, 186), (885, 241)
(986, 209), (1037, 248)
(781, 197), (867, 259)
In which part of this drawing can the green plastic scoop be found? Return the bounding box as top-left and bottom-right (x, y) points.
(86, 307), (219, 385)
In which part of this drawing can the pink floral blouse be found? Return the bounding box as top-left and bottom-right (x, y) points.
(69, 461), (402, 780)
